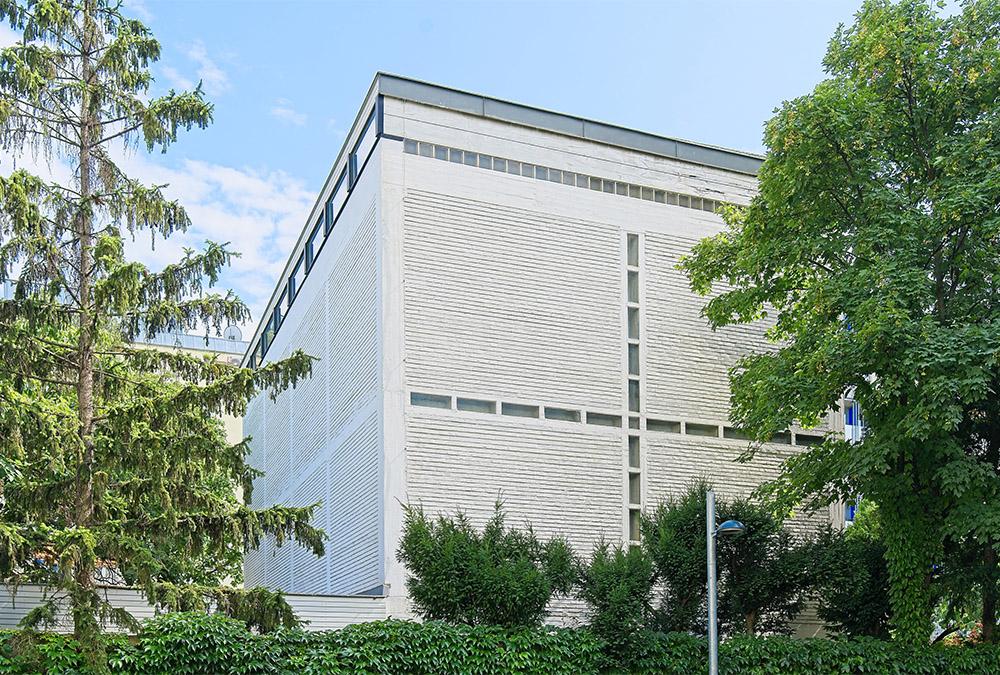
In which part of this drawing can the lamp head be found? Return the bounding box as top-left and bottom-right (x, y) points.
(715, 520), (746, 539)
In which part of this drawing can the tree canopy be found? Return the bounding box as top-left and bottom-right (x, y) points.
(641, 482), (808, 637)
(0, 0), (322, 664)
(681, 0), (1000, 645)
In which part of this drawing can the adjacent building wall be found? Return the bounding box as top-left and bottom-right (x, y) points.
(244, 146), (384, 597)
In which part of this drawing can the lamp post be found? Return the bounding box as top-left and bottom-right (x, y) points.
(706, 490), (745, 675)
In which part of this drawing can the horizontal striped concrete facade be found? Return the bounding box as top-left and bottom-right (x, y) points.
(0, 585), (386, 632)
(241, 75), (841, 626)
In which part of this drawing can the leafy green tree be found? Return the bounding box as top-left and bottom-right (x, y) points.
(716, 497), (810, 636)
(0, 0), (322, 663)
(576, 540), (655, 667)
(642, 482), (809, 637)
(681, 0), (1000, 644)
(807, 502), (892, 638)
(397, 501), (576, 627)
(641, 482), (709, 633)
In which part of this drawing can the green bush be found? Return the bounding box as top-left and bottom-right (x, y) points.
(640, 482), (709, 633)
(0, 631), (89, 675)
(631, 633), (1000, 674)
(575, 540), (655, 668)
(5, 615), (1000, 674)
(114, 612), (279, 674)
(806, 503), (891, 638)
(396, 501), (576, 627)
(641, 482), (809, 637)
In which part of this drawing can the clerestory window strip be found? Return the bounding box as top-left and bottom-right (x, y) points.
(402, 138), (726, 216)
(406, 391), (814, 446)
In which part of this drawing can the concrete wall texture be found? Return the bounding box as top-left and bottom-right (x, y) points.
(241, 75), (841, 628)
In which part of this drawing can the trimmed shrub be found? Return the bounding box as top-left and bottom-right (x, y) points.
(630, 633), (1000, 675)
(642, 482), (810, 637)
(113, 612), (279, 674)
(397, 501), (576, 627)
(576, 540), (655, 668)
(284, 620), (602, 674)
(806, 507), (891, 638)
(5, 616), (1000, 674)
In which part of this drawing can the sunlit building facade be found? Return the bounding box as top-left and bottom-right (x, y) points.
(241, 74), (843, 623)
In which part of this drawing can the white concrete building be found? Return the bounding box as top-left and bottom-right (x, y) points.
(241, 74), (841, 621)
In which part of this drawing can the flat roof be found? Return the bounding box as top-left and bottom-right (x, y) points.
(375, 73), (763, 176)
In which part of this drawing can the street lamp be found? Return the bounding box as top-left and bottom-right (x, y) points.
(706, 490), (745, 675)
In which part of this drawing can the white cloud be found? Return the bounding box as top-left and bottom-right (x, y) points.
(160, 65), (194, 91)
(187, 41), (230, 96)
(0, 144), (312, 330)
(271, 99), (307, 126)
(123, 0), (154, 23)
(326, 118), (346, 137)
(118, 154), (312, 325)
(0, 24), (19, 48)
(159, 41), (231, 96)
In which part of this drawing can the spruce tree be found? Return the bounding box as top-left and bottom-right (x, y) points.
(0, 0), (323, 661)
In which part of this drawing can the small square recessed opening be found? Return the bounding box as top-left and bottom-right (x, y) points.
(544, 407), (581, 422)
(410, 392), (451, 409)
(501, 402), (539, 418)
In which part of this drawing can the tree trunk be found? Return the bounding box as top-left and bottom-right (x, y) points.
(983, 545), (997, 644)
(72, 0), (98, 642)
(745, 609), (758, 636)
(881, 502), (935, 646)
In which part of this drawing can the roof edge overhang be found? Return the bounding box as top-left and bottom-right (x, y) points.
(374, 72), (764, 176)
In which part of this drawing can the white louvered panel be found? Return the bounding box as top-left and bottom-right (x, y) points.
(244, 395), (267, 509)
(267, 535), (294, 591)
(243, 544), (264, 588)
(404, 411), (622, 557)
(546, 597), (591, 628)
(402, 190), (622, 411)
(283, 593), (387, 630)
(241, 182), (383, 595)
(326, 203), (379, 433)
(1, 585), (389, 632)
(252, 536), (271, 588)
(289, 286), (329, 474)
(290, 464), (328, 594)
(244, 392), (268, 596)
(264, 385), (292, 506)
(327, 412), (381, 594)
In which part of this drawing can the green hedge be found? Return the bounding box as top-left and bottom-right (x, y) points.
(3, 613), (1000, 674)
(627, 632), (1000, 674)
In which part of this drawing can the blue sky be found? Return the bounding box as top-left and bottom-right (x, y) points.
(147, 0), (865, 178)
(2, 0), (867, 329)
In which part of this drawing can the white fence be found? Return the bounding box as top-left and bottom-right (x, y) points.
(0, 585), (388, 633)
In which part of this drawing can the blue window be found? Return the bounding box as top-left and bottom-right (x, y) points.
(288, 254), (303, 305)
(274, 290), (285, 328)
(261, 319), (274, 354)
(845, 401), (863, 426)
(325, 169), (348, 235)
(305, 216), (323, 271)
